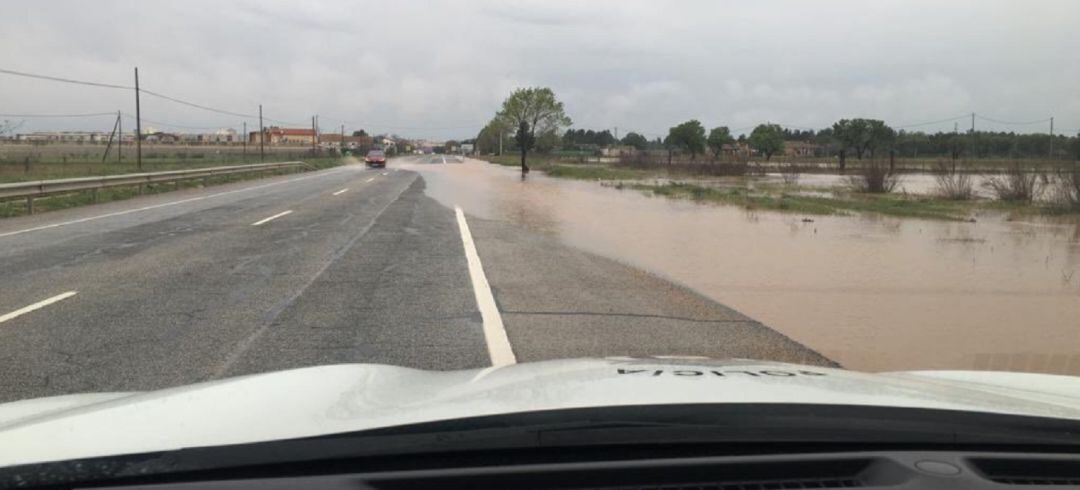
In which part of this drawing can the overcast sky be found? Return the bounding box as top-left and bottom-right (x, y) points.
(2, 0), (1079, 140)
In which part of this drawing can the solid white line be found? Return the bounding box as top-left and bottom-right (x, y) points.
(454, 206), (516, 366)
(0, 291), (78, 325)
(332, 188), (349, 196)
(365, 177), (375, 183)
(0, 167), (349, 239)
(251, 210), (293, 226)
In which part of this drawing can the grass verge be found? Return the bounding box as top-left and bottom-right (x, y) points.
(0, 156), (345, 219)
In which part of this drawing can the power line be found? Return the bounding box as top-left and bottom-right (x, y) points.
(1, 66), (265, 121)
(139, 89), (256, 119)
(262, 116), (308, 126)
(0, 112), (116, 118)
(120, 112), (229, 131)
(974, 114), (1053, 125)
(0, 67), (131, 90)
(894, 114), (969, 128)
(318, 114), (483, 131)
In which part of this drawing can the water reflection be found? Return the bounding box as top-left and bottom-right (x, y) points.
(406, 158), (1080, 375)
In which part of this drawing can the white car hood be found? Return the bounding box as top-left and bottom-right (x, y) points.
(3, 357), (1080, 468)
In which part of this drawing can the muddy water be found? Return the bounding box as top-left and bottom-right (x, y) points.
(790, 172), (998, 198)
(404, 158), (1080, 375)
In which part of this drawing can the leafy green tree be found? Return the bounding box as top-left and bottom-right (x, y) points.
(621, 131), (648, 150)
(475, 117), (510, 154)
(514, 121), (535, 164)
(666, 119), (707, 161)
(707, 126), (734, 160)
(749, 124), (785, 161)
(864, 120), (897, 159)
(831, 118), (897, 167)
(496, 87), (572, 174)
(535, 128), (560, 153)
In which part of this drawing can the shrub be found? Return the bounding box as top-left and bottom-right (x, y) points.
(933, 159), (974, 200)
(780, 163), (802, 185)
(1049, 165), (1080, 210)
(982, 161), (1042, 203)
(848, 158), (899, 193)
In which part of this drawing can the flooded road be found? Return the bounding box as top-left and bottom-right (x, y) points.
(404, 158), (1080, 375)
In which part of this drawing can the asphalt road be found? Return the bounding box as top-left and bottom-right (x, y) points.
(0, 158), (833, 402)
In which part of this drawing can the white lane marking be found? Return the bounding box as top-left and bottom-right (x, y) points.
(454, 206), (516, 366)
(213, 173), (419, 378)
(0, 291), (78, 325)
(381, 172), (388, 176)
(332, 188), (349, 196)
(0, 167), (350, 239)
(365, 177), (375, 183)
(251, 210), (293, 226)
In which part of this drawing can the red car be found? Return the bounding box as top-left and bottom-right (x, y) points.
(364, 149), (386, 168)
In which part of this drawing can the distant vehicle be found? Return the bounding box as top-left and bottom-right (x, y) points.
(364, 149), (386, 168)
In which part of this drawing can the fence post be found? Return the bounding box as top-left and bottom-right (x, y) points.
(26, 196), (34, 215)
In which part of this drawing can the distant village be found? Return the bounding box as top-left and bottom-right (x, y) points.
(2, 126), (428, 153)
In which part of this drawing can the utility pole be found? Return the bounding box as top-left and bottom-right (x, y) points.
(134, 67), (142, 171)
(311, 116), (317, 153)
(1049, 116), (1055, 159)
(117, 110), (122, 163)
(341, 124), (345, 154)
(101, 112), (120, 164)
(242, 121), (247, 163)
(258, 104), (265, 162)
(969, 112), (975, 158)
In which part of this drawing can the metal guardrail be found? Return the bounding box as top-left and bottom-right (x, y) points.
(0, 161), (308, 213)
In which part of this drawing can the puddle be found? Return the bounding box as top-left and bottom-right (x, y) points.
(404, 158), (1080, 375)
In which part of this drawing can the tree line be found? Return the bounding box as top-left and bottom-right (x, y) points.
(478, 87), (1080, 173)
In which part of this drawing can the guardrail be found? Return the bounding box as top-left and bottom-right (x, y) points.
(0, 161), (309, 214)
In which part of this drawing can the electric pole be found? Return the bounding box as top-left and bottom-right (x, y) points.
(134, 67), (142, 171)
(969, 112), (975, 158)
(341, 124), (345, 154)
(117, 110), (122, 163)
(1050, 116), (1055, 159)
(102, 112), (120, 164)
(242, 121), (247, 163)
(258, 104), (265, 162)
(311, 116), (317, 153)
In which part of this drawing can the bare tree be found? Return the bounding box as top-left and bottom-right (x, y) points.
(934, 159), (974, 200)
(848, 158), (900, 193)
(983, 161), (1042, 203)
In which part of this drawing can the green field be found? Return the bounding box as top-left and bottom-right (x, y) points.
(0, 143), (332, 183)
(0, 154), (347, 218)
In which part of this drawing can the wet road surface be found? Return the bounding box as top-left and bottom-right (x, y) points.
(0, 159), (831, 402)
(409, 157), (1080, 376)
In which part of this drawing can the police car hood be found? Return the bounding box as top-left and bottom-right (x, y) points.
(3, 358), (1080, 468)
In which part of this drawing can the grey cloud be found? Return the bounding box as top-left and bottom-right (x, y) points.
(1, 0), (1078, 139)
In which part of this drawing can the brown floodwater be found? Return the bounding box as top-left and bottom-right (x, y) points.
(402, 158), (1080, 375)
